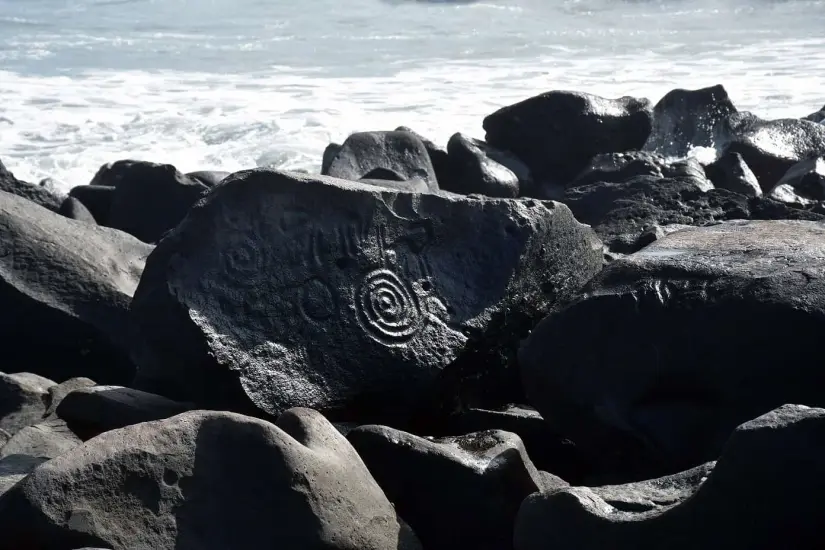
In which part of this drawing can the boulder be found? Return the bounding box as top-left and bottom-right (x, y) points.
(570, 151), (710, 189)
(0, 190), (153, 384)
(514, 405), (825, 550)
(767, 157), (825, 206)
(704, 151), (762, 197)
(0, 373), (55, 436)
(483, 91), (652, 185)
(0, 455), (46, 498)
(55, 386), (193, 440)
(44, 377), (97, 417)
(130, 169), (602, 424)
(520, 220), (825, 479)
(321, 142), (342, 174)
(643, 85), (737, 157)
(0, 408), (422, 550)
(719, 112), (825, 192)
(103, 160), (209, 243)
(0, 418), (81, 460)
(444, 133), (520, 198)
(349, 426), (554, 550)
(68, 185), (115, 225)
(803, 104), (825, 124)
(0, 159), (64, 212)
(323, 131), (439, 192)
(185, 170), (230, 187)
(59, 196), (98, 224)
(395, 127), (452, 187)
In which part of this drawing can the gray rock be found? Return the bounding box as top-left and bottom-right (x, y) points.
(803, 104), (825, 124)
(102, 160), (209, 243)
(0, 430), (9, 447)
(349, 426), (553, 550)
(0, 372), (54, 436)
(704, 151), (762, 198)
(55, 386), (193, 440)
(45, 377), (97, 418)
(321, 142), (342, 174)
(394, 127), (452, 187)
(0, 454), (46, 498)
(514, 404), (825, 550)
(0, 190), (153, 384)
(570, 151), (711, 190)
(185, 170), (230, 187)
(59, 196), (98, 224)
(768, 157), (825, 206)
(445, 133), (520, 198)
(0, 408), (422, 550)
(483, 91), (652, 185)
(0, 418), (81, 459)
(520, 220), (825, 479)
(323, 131), (439, 192)
(130, 169), (602, 423)
(0, 159), (64, 213)
(643, 84), (738, 157)
(719, 112), (825, 192)
(68, 185), (114, 224)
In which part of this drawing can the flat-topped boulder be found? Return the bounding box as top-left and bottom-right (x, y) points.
(130, 169), (602, 424)
(520, 220), (825, 478)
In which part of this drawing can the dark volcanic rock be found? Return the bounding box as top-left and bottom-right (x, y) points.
(130, 169), (602, 424)
(349, 426), (555, 550)
(643, 85), (738, 157)
(395, 127), (452, 187)
(767, 157), (825, 206)
(704, 151), (762, 197)
(570, 151), (711, 189)
(102, 160), (209, 243)
(803, 104), (825, 124)
(0, 191), (153, 384)
(0, 408), (422, 550)
(0, 159), (64, 212)
(0, 373), (55, 436)
(483, 91), (652, 185)
(719, 112), (825, 192)
(514, 405), (825, 550)
(323, 131), (439, 192)
(321, 142), (342, 174)
(68, 185), (115, 225)
(44, 377), (97, 417)
(0, 455), (46, 498)
(0, 418), (81, 460)
(444, 133), (521, 198)
(520, 221), (825, 479)
(186, 170), (230, 187)
(55, 386), (193, 440)
(58, 196), (98, 224)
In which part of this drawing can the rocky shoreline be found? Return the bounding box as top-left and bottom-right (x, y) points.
(0, 84), (823, 549)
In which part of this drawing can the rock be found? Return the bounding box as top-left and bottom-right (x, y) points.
(0, 373), (54, 436)
(323, 131), (439, 192)
(803, 104), (825, 124)
(0, 408), (422, 550)
(0, 418), (81, 460)
(358, 167), (431, 193)
(719, 112), (825, 192)
(0, 455), (46, 498)
(349, 426), (551, 550)
(520, 220), (825, 479)
(444, 133), (520, 198)
(439, 405), (589, 483)
(55, 386), (193, 440)
(643, 84), (738, 157)
(185, 170), (230, 187)
(704, 151), (762, 197)
(767, 157), (825, 206)
(321, 142), (342, 174)
(0, 430), (9, 447)
(68, 185), (115, 224)
(514, 404), (825, 550)
(0, 190), (153, 384)
(59, 196), (98, 224)
(483, 91), (652, 185)
(570, 151), (710, 189)
(395, 127), (452, 187)
(130, 169), (602, 424)
(102, 160), (209, 243)
(45, 378), (97, 418)
(0, 159), (64, 212)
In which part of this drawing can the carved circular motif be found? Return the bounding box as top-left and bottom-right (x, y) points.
(355, 269), (424, 346)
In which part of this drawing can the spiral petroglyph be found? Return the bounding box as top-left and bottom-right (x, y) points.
(355, 268), (425, 346)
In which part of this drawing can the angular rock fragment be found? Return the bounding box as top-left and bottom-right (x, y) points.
(520, 221), (825, 477)
(803, 104), (825, 124)
(130, 169), (602, 423)
(0, 418), (81, 460)
(0, 408), (422, 550)
(0, 191), (153, 383)
(483, 91), (652, 185)
(514, 405), (825, 550)
(68, 185), (114, 224)
(0, 373), (54, 436)
(0, 158), (64, 212)
(349, 426), (552, 550)
(643, 84), (737, 157)
(704, 151), (762, 197)
(570, 151), (710, 189)
(767, 157), (825, 206)
(44, 377), (97, 417)
(59, 196), (98, 224)
(0, 455), (46, 498)
(444, 133), (521, 198)
(323, 131), (439, 192)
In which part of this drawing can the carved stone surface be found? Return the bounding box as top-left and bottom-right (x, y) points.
(130, 169), (602, 422)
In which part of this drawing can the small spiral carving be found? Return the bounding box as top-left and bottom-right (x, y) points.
(355, 269), (424, 346)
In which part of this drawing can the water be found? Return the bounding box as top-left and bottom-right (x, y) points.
(1, 0), (824, 190)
